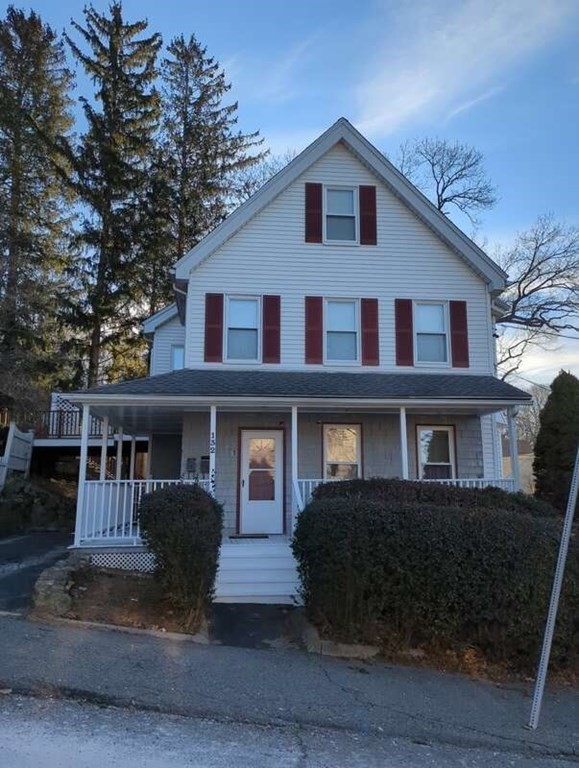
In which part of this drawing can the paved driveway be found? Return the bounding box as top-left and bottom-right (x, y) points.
(0, 532), (72, 612)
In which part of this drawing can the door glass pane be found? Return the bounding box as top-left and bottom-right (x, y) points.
(327, 189), (354, 215)
(229, 298), (258, 328)
(326, 215), (355, 241)
(417, 333), (447, 362)
(327, 331), (357, 360)
(249, 470), (275, 500)
(420, 429), (451, 464)
(228, 328), (258, 359)
(327, 301), (356, 331)
(248, 438), (275, 469)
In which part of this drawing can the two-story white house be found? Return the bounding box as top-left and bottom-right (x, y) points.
(67, 118), (530, 602)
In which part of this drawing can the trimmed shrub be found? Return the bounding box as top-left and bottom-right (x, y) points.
(139, 484), (223, 629)
(311, 477), (557, 518)
(292, 498), (579, 671)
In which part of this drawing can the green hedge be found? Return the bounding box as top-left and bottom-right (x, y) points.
(312, 477), (557, 518)
(292, 498), (578, 671)
(139, 484), (223, 629)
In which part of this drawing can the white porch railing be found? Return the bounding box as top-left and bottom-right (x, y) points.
(296, 477), (517, 510)
(426, 478), (516, 492)
(78, 478), (211, 545)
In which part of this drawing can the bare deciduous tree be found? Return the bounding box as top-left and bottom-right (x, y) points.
(229, 149), (298, 206)
(393, 137), (497, 224)
(494, 215), (579, 375)
(516, 382), (549, 447)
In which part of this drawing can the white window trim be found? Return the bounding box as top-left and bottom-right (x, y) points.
(224, 295), (262, 364)
(413, 300), (450, 368)
(417, 425), (456, 479)
(170, 344), (185, 371)
(323, 185), (359, 245)
(323, 423), (362, 481)
(323, 297), (361, 366)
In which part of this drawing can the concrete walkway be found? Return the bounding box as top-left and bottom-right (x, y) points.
(0, 533), (71, 611)
(0, 614), (576, 761)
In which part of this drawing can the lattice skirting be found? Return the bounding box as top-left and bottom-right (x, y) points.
(90, 551), (155, 572)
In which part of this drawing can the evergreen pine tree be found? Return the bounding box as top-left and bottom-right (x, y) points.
(0, 6), (75, 410)
(160, 34), (265, 259)
(534, 370), (579, 512)
(65, 2), (161, 385)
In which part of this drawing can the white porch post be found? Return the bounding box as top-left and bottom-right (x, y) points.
(507, 407), (520, 491)
(291, 405), (302, 517)
(115, 427), (123, 481)
(129, 436), (136, 481)
(99, 415), (109, 481)
(399, 406), (409, 480)
(209, 405), (216, 496)
(74, 403), (91, 546)
(144, 436), (152, 480)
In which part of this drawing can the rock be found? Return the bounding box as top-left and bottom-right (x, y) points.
(32, 554), (87, 618)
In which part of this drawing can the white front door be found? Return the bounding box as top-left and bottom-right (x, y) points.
(240, 430), (284, 534)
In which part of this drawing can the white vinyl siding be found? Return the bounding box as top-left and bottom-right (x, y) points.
(150, 315), (186, 376)
(185, 143), (493, 374)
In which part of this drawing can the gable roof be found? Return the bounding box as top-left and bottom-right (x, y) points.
(174, 118), (507, 292)
(142, 303), (179, 336)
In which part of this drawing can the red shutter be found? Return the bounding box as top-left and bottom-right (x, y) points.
(361, 298), (379, 365)
(395, 299), (414, 366)
(450, 300), (470, 368)
(262, 295), (281, 364)
(305, 296), (323, 364)
(204, 293), (223, 363)
(305, 183), (322, 243)
(359, 185), (377, 245)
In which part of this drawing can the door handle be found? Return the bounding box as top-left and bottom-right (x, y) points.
(241, 479), (245, 488)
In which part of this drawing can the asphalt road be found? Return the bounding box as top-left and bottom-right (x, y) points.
(0, 693), (575, 768)
(0, 532), (71, 611)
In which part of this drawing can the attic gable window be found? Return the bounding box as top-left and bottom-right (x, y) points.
(171, 345), (184, 371)
(324, 187), (357, 243)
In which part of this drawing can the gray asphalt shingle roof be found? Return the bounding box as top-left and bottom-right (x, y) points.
(77, 369), (530, 402)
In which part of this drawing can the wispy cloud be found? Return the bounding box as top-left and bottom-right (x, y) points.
(230, 38), (316, 106)
(445, 85), (505, 121)
(355, 0), (577, 137)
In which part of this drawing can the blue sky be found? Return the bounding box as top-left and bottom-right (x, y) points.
(9, 0), (579, 382)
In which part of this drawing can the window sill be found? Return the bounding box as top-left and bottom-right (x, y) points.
(322, 239), (360, 247)
(414, 360), (450, 368)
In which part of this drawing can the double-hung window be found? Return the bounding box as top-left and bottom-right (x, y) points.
(325, 299), (359, 363)
(325, 187), (357, 242)
(226, 297), (260, 362)
(324, 424), (362, 480)
(417, 426), (456, 479)
(171, 344), (184, 371)
(414, 302), (449, 364)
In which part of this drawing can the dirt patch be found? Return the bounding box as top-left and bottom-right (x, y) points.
(69, 567), (195, 634)
(382, 643), (578, 689)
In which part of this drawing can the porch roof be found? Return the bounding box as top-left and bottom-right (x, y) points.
(69, 368), (530, 405)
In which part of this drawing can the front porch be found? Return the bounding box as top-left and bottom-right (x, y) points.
(72, 402), (520, 549)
